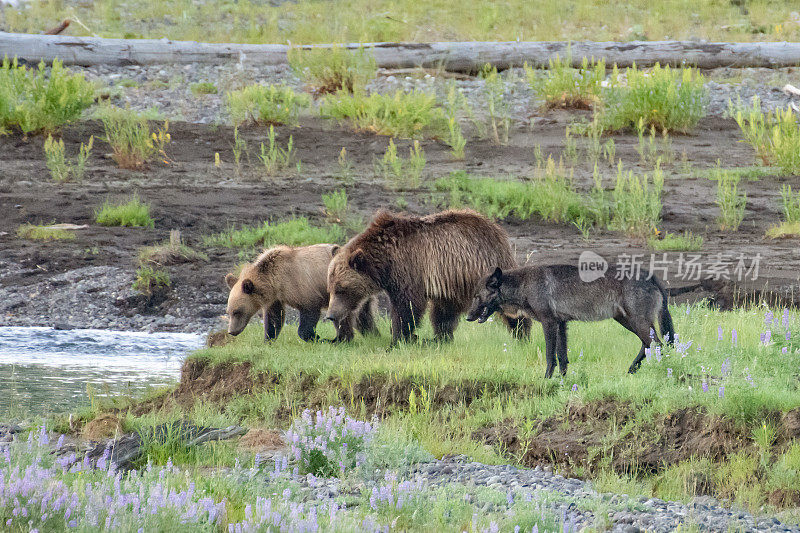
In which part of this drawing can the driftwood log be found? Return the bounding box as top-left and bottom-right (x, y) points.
(3, 32), (800, 71)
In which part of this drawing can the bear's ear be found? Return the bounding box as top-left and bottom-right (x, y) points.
(225, 273), (238, 289)
(348, 248), (369, 273)
(487, 267), (503, 290)
(242, 279), (255, 295)
(330, 244), (340, 256)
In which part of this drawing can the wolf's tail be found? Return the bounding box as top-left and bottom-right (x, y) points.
(653, 277), (676, 346)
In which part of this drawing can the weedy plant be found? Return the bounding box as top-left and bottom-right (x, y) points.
(94, 194), (155, 228)
(132, 266), (171, 297)
(376, 138), (426, 190)
(189, 82), (217, 95)
(636, 120), (674, 167)
(322, 189), (348, 224)
(766, 184), (800, 238)
(99, 106), (170, 169)
(730, 97), (800, 174)
(526, 54), (606, 109)
(444, 82), (469, 159)
(321, 89), (447, 138)
(648, 230), (704, 251)
(714, 165), (747, 231)
(43, 134), (93, 182)
(138, 230), (208, 266)
(231, 126), (248, 174)
(480, 65), (511, 145)
(610, 161), (665, 238)
(226, 84), (311, 126)
(16, 223), (76, 241)
(288, 45), (377, 94)
(336, 147), (355, 185)
(0, 57), (94, 134)
(258, 125), (297, 177)
(599, 63), (707, 133)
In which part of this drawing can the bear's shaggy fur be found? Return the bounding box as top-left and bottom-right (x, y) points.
(225, 243), (377, 342)
(326, 209), (531, 343)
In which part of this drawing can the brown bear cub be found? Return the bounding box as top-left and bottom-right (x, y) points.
(225, 244), (377, 342)
(326, 209), (532, 344)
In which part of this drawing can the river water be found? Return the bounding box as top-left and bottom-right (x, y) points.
(0, 326), (203, 418)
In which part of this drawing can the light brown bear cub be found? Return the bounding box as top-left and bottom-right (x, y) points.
(225, 244), (377, 342)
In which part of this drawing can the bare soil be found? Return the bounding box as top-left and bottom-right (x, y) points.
(1, 112), (799, 333)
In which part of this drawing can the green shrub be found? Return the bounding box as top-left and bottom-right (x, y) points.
(0, 58), (94, 134)
(139, 230), (208, 266)
(43, 134), (93, 182)
(132, 266), (171, 296)
(189, 82), (218, 95)
(288, 45), (377, 94)
(443, 82), (469, 159)
(779, 184), (800, 223)
(480, 65), (512, 145)
(376, 138), (425, 190)
(321, 90), (447, 138)
(610, 161), (664, 238)
(526, 54), (606, 109)
(99, 106), (170, 169)
(599, 63), (707, 133)
(16, 223), (76, 241)
(202, 217), (345, 249)
(322, 189), (348, 223)
(714, 166), (747, 231)
(257, 125), (297, 177)
(95, 195), (155, 228)
(226, 84), (310, 126)
(648, 230), (703, 251)
(731, 97), (800, 174)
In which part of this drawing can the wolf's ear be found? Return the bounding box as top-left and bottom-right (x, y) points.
(487, 267), (503, 289)
(225, 273), (238, 289)
(242, 279), (255, 295)
(330, 244), (340, 256)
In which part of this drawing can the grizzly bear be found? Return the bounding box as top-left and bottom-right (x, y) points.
(325, 209), (532, 344)
(225, 243), (377, 342)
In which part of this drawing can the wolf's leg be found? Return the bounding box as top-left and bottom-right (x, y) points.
(430, 300), (460, 342)
(542, 319), (558, 378)
(626, 317), (656, 374)
(501, 315), (532, 340)
(297, 308), (322, 342)
(265, 301), (285, 341)
(556, 321), (569, 375)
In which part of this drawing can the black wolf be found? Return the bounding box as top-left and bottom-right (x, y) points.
(466, 265), (675, 377)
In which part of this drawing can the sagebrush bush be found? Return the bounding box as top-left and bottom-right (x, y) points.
(94, 195), (155, 228)
(599, 63), (707, 133)
(99, 107), (170, 169)
(730, 97), (800, 174)
(321, 90), (447, 138)
(526, 54), (606, 109)
(226, 84), (310, 126)
(289, 45), (377, 94)
(0, 58), (94, 134)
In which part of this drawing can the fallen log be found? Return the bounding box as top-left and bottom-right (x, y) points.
(3, 32), (800, 71)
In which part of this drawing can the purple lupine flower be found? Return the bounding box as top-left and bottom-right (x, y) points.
(718, 326), (723, 341)
(765, 310), (774, 326)
(783, 308), (790, 328)
(719, 386), (725, 398)
(702, 380), (709, 393)
(571, 384), (578, 392)
(667, 368), (672, 378)
(507, 491), (514, 505)
(732, 329), (738, 346)
(721, 357), (731, 377)
(786, 330), (791, 342)
(782, 347), (788, 354)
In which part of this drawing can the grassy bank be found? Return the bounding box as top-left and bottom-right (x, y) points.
(3, 0), (800, 44)
(88, 302), (800, 518)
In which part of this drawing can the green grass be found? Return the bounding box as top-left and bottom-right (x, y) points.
(0, 57), (94, 135)
(138, 230), (208, 265)
(321, 90), (447, 139)
(647, 230), (703, 251)
(435, 167), (602, 227)
(16, 223), (76, 241)
(766, 221), (800, 239)
(376, 138), (426, 190)
(5, 0), (800, 44)
(202, 217), (345, 249)
(132, 265), (171, 296)
(766, 185), (800, 238)
(225, 84), (310, 126)
(714, 166), (747, 231)
(190, 82), (218, 95)
(43, 134), (93, 182)
(598, 64), (707, 134)
(610, 161), (664, 238)
(288, 45), (377, 94)
(94, 195), (155, 228)
(526, 53), (606, 109)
